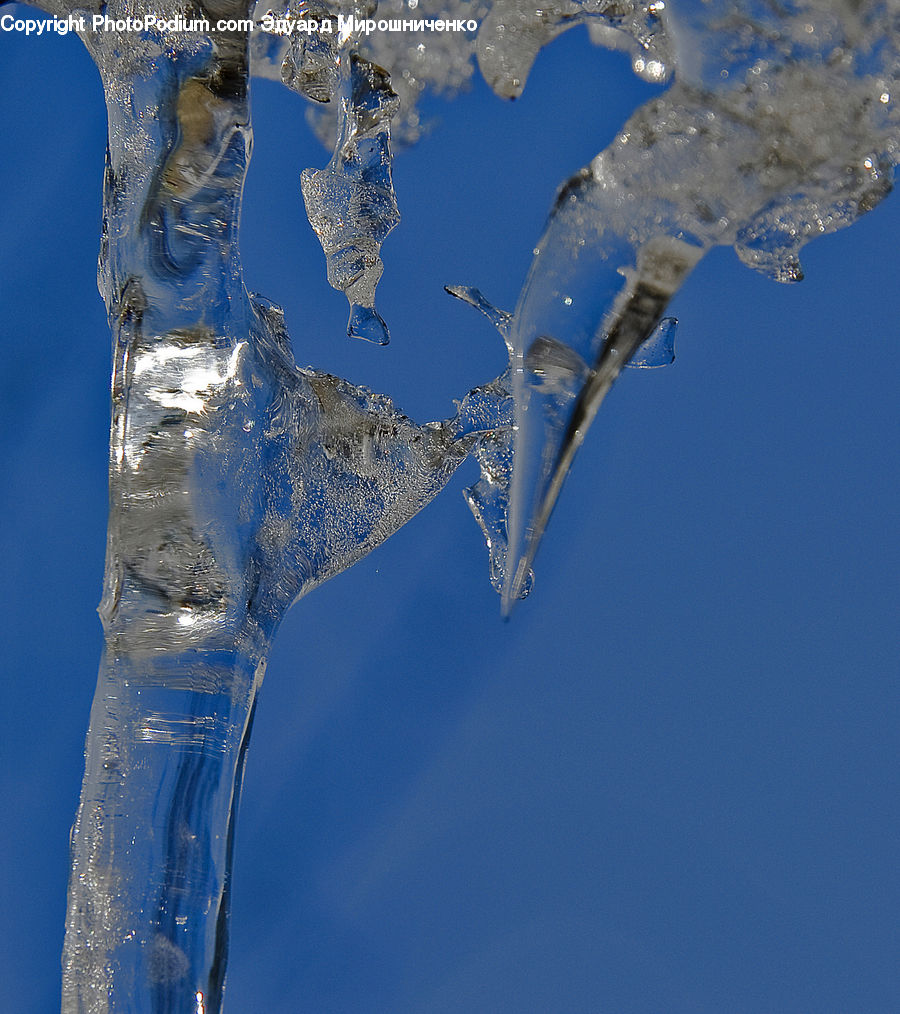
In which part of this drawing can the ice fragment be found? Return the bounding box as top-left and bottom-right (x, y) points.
(626, 316), (677, 368)
(446, 284), (533, 598)
(301, 51), (400, 344)
(477, 0), (673, 99)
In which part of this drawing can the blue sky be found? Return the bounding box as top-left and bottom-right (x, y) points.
(1, 13), (899, 1013)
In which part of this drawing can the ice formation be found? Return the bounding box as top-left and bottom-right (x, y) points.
(8, 0), (894, 1006)
(297, 50), (401, 344)
(41, 6), (498, 1010)
(498, 0), (899, 608)
(256, 0), (899, 607)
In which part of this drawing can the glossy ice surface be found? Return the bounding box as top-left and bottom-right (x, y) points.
(2, 0), (895, 1008)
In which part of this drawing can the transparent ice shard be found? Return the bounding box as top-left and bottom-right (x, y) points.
(504, 232), (702, 609)
(458, 375), (531, 597)
(300, 50), (401, 344)
(306, 0), (481, 147)
(274, 0), (353, 104)
(446, 285), (533, 598)
(626, 316), (676, 368)
(500, 0), (899, 611)
(444, 283), (514, 341)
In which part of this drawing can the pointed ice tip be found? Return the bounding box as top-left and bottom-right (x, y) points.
(444, 284), (513, 348)
(348, 304), (390, 345)
(500, 556), (534, 617)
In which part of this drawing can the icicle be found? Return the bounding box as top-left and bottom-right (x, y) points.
(300, 51), (400, 344)
(447, 285), (533, 599)
(22, 0), (898, 1004)
(444, 284), (514, 346)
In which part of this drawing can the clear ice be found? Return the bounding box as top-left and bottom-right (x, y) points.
(49, 6), (486, 1010)
(9, 0), (895, 1007)
(498, 0), (899, 609)
(298, 50), (401, 344)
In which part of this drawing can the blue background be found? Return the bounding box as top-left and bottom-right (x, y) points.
(1, 15), (899, 1012)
